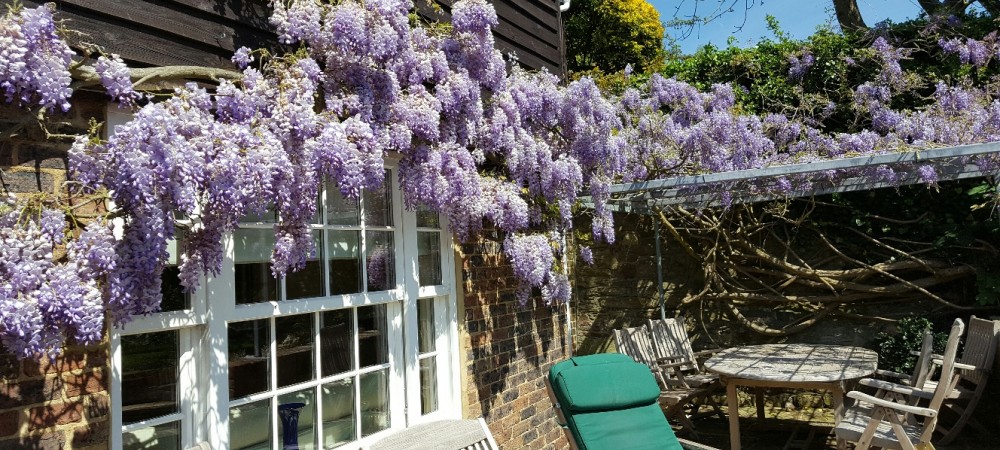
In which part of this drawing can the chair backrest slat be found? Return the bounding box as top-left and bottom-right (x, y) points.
(911, 328), (935, 387)
(649, 317), (698, 371)
(958, 316), (1000, 385)
(613, 325), (658, 368)
(919, 318), (965, 442)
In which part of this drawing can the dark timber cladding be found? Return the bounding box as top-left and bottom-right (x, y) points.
(418, 0), (565, 76)
(24, 0), (566, 77)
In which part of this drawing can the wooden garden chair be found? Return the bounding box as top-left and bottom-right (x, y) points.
(833, 318), (965, 450)
(873, 326), (936, 389)
(647, 318), (725, 419)
(910, 315), (1000, 444)
(613, 324), (711, 436)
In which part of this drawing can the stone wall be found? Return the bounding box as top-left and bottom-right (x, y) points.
(0, 93), (111, 450)
(457, 228), (570, 449)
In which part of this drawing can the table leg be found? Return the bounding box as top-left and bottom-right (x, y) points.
(755, 388), (765, 419)
(727, 380), (741, 450)
(832, 383), (846, 450)
(831, 383), (844, 423)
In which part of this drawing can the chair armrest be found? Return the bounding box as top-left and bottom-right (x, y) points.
(693, 348), (723, 357)
(873, 369), (911, 381)
(929, 358), (978, 371)
(846, 391), (937, 417)
(678, 437), (720, 450)
(656, 356), (691, 367)
(858, 378), (934, 400)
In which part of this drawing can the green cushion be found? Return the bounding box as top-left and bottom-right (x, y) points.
(569, 403), (684, 450)
(549, 353), (634, 386)
(553, 361), (660, 412)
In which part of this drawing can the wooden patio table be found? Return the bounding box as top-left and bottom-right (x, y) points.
(704, 344), (878, 450)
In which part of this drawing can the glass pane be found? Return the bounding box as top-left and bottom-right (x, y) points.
(160, 236), (188, 312)
(321, 379), (356, 448)
(419, 358), (439, 415)
(230, 399), (271, 450)
(234, 228), (278, 304)
(415, 207), (439, 229)
(326, 182), (360, 226)
(418, 298), (435, 354)
(357, 305), (388, 368)
(121, 331), (178, 424)
(276, 314), (315, 388)
(359, 369), (390, 437)
(287, 232), (324, 300)
(241, 206), (278, 223)
(228, 320), (270, 399)
(327, 230), (362, 295)
(278, 388), (316, 450)
(160, 266), (189, 312)
(365, 231), (395, 292)
(122, 421), (181, 450)
(321, 310), (354, 377)
(362, 171), (392, 227)
(417, 232), (442, 287)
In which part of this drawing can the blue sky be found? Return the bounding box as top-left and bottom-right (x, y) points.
(647, 0), (926, 54)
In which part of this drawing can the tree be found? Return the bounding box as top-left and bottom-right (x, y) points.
(564, 0), (666, 73)
(667, 0), (997, 37)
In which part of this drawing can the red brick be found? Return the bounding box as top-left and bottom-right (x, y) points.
(63, 369), (106, 398)
(71, 420), (109, 447)
(0, 411), (18, 438)
(28, 402), (83, 430)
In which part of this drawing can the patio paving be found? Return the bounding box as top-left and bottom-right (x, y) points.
(677, 402), (998, 449)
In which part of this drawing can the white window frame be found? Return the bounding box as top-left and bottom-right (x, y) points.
(105, 109), (462, 449)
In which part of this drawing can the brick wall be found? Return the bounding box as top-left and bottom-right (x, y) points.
(0, 93), (111, 450)
(457, 228), (570, 449)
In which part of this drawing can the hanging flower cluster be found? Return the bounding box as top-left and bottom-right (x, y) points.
(2, 1), (1000, 357)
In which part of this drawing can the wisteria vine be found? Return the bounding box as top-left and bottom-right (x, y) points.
(2, 1), (1000, 358)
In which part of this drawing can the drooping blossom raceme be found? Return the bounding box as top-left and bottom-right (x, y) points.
(0, 201), (111, 359)
(0, 4), (73, 111)
(787, 51), (814, 81)
(94, 54), (139, 106)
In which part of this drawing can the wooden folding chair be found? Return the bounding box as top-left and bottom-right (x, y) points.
(915, 316), (1000, 444)
(834, 318), (966, 450)
(648, 318), (725, 420)
(614, 324), (711, 436)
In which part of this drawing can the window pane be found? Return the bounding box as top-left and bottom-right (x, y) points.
(326, 183), (360, 226)
(416, 207), (439, 229)
(160, 237), (189, 312)
(327, 230), (362, 295)
(234, 228), (278, 304)
(278, 388), (316, 450)
(417, 232), (442, 287)
(419, 358), (438, 415)
(286, 232), (324, 300)
(122, 421), (181, 450)
(276, 314), (315, 388)
(230, 399), (271, 450)
(121, 331), (178, 424)
(359, 369), (390, 437)
(362, 171), (392, 227)
(321, 379), (356, 448)
(321, 310), (354, 377)
(160, 266), (189, 312)
(241, 206), (278, 223)
(357, 305), (388, 368)
(365, 231), (394, 292)
(228, 320), (270, 399)
(418, 298), (435, 354)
